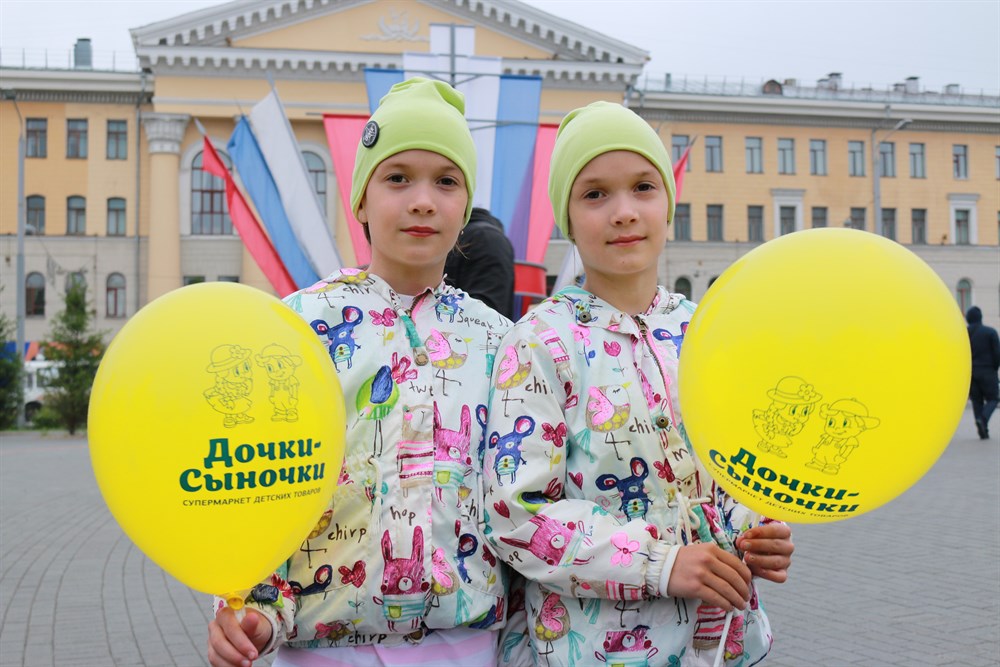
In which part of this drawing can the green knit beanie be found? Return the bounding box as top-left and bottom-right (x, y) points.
(350, 77), (477, 225)
(549, 101), (676, 242)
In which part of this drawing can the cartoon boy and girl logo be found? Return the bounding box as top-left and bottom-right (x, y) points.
(752, 376), (880, 475)
(203, 343), (303, 428)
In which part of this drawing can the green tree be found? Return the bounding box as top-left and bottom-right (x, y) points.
(36, 278), (105, 434)
(0, 303), (22, 430)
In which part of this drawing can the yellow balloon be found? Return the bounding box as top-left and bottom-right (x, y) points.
(678, 228), (969, 523)
(89, 282), (345, 600)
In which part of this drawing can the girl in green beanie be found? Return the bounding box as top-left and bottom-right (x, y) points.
(209, 78), (512, 667)
(485, 102), (794, 666)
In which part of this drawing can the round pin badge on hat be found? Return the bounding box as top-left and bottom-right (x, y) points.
(361, 121), (379, 148)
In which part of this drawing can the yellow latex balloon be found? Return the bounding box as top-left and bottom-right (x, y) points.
(89, 282), (345, 599)
(679, 228), (969, 523)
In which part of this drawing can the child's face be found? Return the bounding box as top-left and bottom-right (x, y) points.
(358, 149), (468, 288)
(567, 150), (669, 286)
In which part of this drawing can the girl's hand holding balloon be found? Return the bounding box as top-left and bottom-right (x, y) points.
(208, 607), (271, 667)
(736, 522), (794, 583)
(666, 542), (752, 612)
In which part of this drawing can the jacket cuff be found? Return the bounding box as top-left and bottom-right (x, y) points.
(644, 540), (680, 597)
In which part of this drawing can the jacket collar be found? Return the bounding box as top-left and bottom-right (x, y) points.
(547, 285), (683, 334)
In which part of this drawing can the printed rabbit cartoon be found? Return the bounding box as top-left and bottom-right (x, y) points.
(489, 416), (535, 486)
(375, 526), (429, 632)
(311, 306), (363, 371)
(499, 514), (592, 568)
(434, 403), (472, 504)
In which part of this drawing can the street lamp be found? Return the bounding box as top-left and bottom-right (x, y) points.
(1, 88), (26, 428)
(872, 117), (912, 236)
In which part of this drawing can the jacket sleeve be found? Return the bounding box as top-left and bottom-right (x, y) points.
(212, 564), (297, 655)
(484, 324), (671, 599)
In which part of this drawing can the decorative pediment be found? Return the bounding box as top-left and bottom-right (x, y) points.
(131, 0), (648, 85)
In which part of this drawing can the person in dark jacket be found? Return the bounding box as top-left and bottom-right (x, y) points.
(967, 306), (1000, 440)
(445, 207), (515, 319)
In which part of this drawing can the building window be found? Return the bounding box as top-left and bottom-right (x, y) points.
(191, 151), (233, 235)
(809, 139), (827, 175)
(956, 279), (972, 314)
(673, 277), (692, 298)
(26, 195), (45, 235)
(878, 141), (896, 178)
(107, 120), (127, 160)
(26, 272), (45, 316)
(910, 143), (926, 178)
(107, 197), (126, 236)
(953, 145), (968, 179)
(779, 206), (796, 235)
(777, 139), (795, 175)
(747, 205), (763, 242)
(302, 151), (327, 213)
(183, 276), (206, 286)
(955, 209), (970, 244)
(66, 119), (88, 158)
(849, 207), (866, 231)
(705, 136), (723, 173)
(26, 118), (47, 158)
(882, 208), (896, 240)
(671, 135), (690, 171)
(218, 275), (240, 283)
(848, 141), (866, 177)
(674, 203), (691, 241)
(106, 273), (126, 318)
(745, 137), (762, 174)
(911, 209), (927, 244)
(812, 206), (828, 228)
(707, 204), (724, 241)
(67, 196), (86, 235)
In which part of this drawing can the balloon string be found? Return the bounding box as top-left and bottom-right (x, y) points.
(713, 611), (734, 667)
(671, 492), (711, 543)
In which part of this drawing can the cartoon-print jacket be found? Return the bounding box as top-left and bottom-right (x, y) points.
(485, 286), (773, 667)
(222, 268), (512, 652)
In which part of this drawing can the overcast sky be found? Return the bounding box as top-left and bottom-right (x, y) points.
(1, 0), (997, 94)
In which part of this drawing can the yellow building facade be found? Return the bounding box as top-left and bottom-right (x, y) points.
(1, 0), (998, 349)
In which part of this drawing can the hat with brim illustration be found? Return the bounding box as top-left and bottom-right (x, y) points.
(766, 376), (821, 404)
(206, 344), (252, 373)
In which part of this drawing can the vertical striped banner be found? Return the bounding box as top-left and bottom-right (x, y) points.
(227, 118), (319, 289)
(322, 115), (372, 267)
(248, 90), (342, 278)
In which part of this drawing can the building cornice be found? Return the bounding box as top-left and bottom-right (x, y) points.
(136, 44), (641, 87)
(634, 94), (1000, 133)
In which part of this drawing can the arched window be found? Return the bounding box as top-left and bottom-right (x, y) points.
(957, 278), (972, 314)
(26, 272), (45, 316)
(27, 195), (45, 235)
(67, 196), (86, 235)
(191, 151), (232, 235)
(106, 273), (126, 318)
(302, 151), (327, 213)
(674, 277), (692, 298)
(107, 197), (126, 236)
